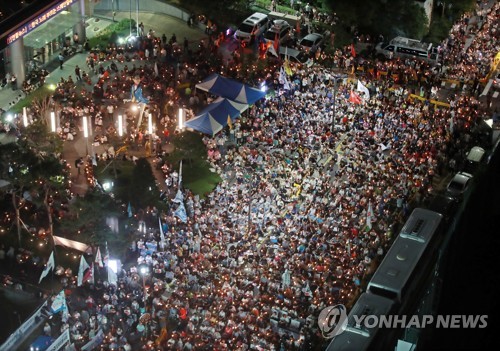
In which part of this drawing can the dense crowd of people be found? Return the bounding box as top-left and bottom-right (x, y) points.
(1, 1), (498, 351)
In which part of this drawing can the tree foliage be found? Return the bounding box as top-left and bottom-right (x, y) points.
(61, 191), (119, 238)
(180, 0), (248, 23)
(167, 131), (207, 167)
(128, 158), (161, 209)
(323, 0), (428, 39)
(0, 137), (65, 246)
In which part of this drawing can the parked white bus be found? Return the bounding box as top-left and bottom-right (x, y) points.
(375, 36), (440, 65)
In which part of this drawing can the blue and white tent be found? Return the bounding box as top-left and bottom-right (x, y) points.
(185, 97), (249, 135)
(195, 73), (266, 105)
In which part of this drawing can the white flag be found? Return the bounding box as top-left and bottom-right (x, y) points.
(51, 290), (67, 314)
(39, 251), (55, 283)
(159, 217), (166, 250)
(357, 79), (370, 100)
(53, 235), (90, 253)
(154, 62), (159, 77)
(95, 247), (104, 268)
(279, 67), (290, 90)
(267, 44), (278, 57)
(178, 160), (183, 188)
(77, 255), (90, 286)
(282, 269), (291, 287)
(108, 266), (118, 286)
(172, 188), (183, 204)
(174, 202), (188, 223)
(366, 201), (374, 231)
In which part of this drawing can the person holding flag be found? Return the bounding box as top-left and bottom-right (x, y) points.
(130, 75), (149, 129)
(357, 79), (370, 101)
(159, 217), (166, 250)
(366, 201), (374, 231)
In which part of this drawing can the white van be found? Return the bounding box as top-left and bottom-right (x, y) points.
(375, 36), (439, 64)
(235, 13), (270, 44)
(464, 146), (486, 173)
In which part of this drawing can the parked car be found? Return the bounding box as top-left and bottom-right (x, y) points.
(298, 33), (324, 53)
(425, 193), (459, 224)
(493, 71), (500, 90)
(463, 146), (486, 173)
(446, 172), (473, 198)
(264, 20), (292, 45)
(235, 12), (270, 44)
(279, 47), (309, 64)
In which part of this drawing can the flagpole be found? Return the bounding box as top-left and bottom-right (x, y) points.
(50, 231), (56, 290)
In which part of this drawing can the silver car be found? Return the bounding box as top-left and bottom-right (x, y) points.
(446, 172), (473, 198)
(298, 33), (324, 53)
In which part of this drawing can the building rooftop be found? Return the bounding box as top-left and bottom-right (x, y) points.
(0, 0), (59, 49)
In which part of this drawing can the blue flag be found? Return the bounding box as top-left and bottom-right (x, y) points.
(174, 202), (188, 223)
(127, 202), (133, 218)
(172, 189), (183, 204)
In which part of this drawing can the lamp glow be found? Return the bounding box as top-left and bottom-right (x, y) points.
(178, 108), (184, 130)
(118, 114), (123, 137)
(50, 111), (56, 132)
(83, 116), (88, 138)
(148, 113), (153, 135)
(23, 107), (28, 127)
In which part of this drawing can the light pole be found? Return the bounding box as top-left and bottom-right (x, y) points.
(50, 111), (56, 133)
(136, 0), (139, 36)
(22, 107), (28, 127)
(138, 262), (150, 338)
(178, 108), (184, 130)
(332, 75), (347, 129)
(118, 114), (124, 137)
(138, 263), (149, 305)
(129, 0), (132, 36)
(83, 116), (89, 155)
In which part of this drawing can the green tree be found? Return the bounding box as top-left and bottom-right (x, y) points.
(167, 131), (206, 167)
(323, 0), (428, 39)
(182, 0), (247, 21)
(128, 158), (161, 209)
(59, 190), (132, 256)
(0, 137), (65, 247)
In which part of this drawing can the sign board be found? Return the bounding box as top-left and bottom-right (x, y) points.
(7, 0), (78, 45)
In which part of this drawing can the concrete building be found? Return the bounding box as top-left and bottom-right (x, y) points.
(0, 0), (88, 89)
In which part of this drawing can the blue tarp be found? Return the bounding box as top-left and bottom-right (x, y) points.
(195, 74), (266, 105)
(30, 335), (54, 351)
(185, 97), (248, 135)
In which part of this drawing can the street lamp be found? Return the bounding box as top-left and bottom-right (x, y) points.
(138, 263), (149, 304)
(118, 114), (124, 137)
(50, 111), (56, 132)
(22, 107), (28, 127)
(83, 116), (94, 158)
(136, 0), (139, 36)
(178, 108), (184, 130)
(83, 116), (89, 155)
(148, 113), (153, 135)
(332, 75), (347, 129)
